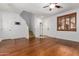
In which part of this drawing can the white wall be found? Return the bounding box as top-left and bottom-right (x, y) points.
(33, 15), (41, 38)
(43, 17), (50, 35)
(0, 12), (29, 41)
(0, 13), (2, 38)
(45, 8), (79, 42)
(32, 15), (44, 38)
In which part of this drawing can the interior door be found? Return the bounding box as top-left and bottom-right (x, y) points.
(40, 22), (43, 38)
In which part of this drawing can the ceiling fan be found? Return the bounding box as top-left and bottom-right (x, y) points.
(43, 3), (63, 11)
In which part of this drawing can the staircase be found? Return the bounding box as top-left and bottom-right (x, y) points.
(29, 31), (35, 38)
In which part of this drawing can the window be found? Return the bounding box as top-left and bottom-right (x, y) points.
(57, 12), (76, 31)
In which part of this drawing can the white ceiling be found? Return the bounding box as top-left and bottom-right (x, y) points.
(0, 3), (79, 15)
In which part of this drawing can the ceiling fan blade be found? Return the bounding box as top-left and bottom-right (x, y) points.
(53, 3), (57, 4)
(43, 5), (49, 8)
(55, 5), (63, 8)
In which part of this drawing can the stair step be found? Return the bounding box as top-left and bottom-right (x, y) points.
(29, 31), (35, 38)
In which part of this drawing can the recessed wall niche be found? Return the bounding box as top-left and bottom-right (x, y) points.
(57, 12), (76, 31)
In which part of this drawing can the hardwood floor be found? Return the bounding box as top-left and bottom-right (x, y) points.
(0, 37), (79, 56)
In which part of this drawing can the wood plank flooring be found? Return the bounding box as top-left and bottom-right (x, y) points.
(0, 37), (79, 56)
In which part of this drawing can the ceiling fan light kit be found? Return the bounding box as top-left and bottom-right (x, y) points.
(43, 3), (63, 11)
(49, 4), (55, 9)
